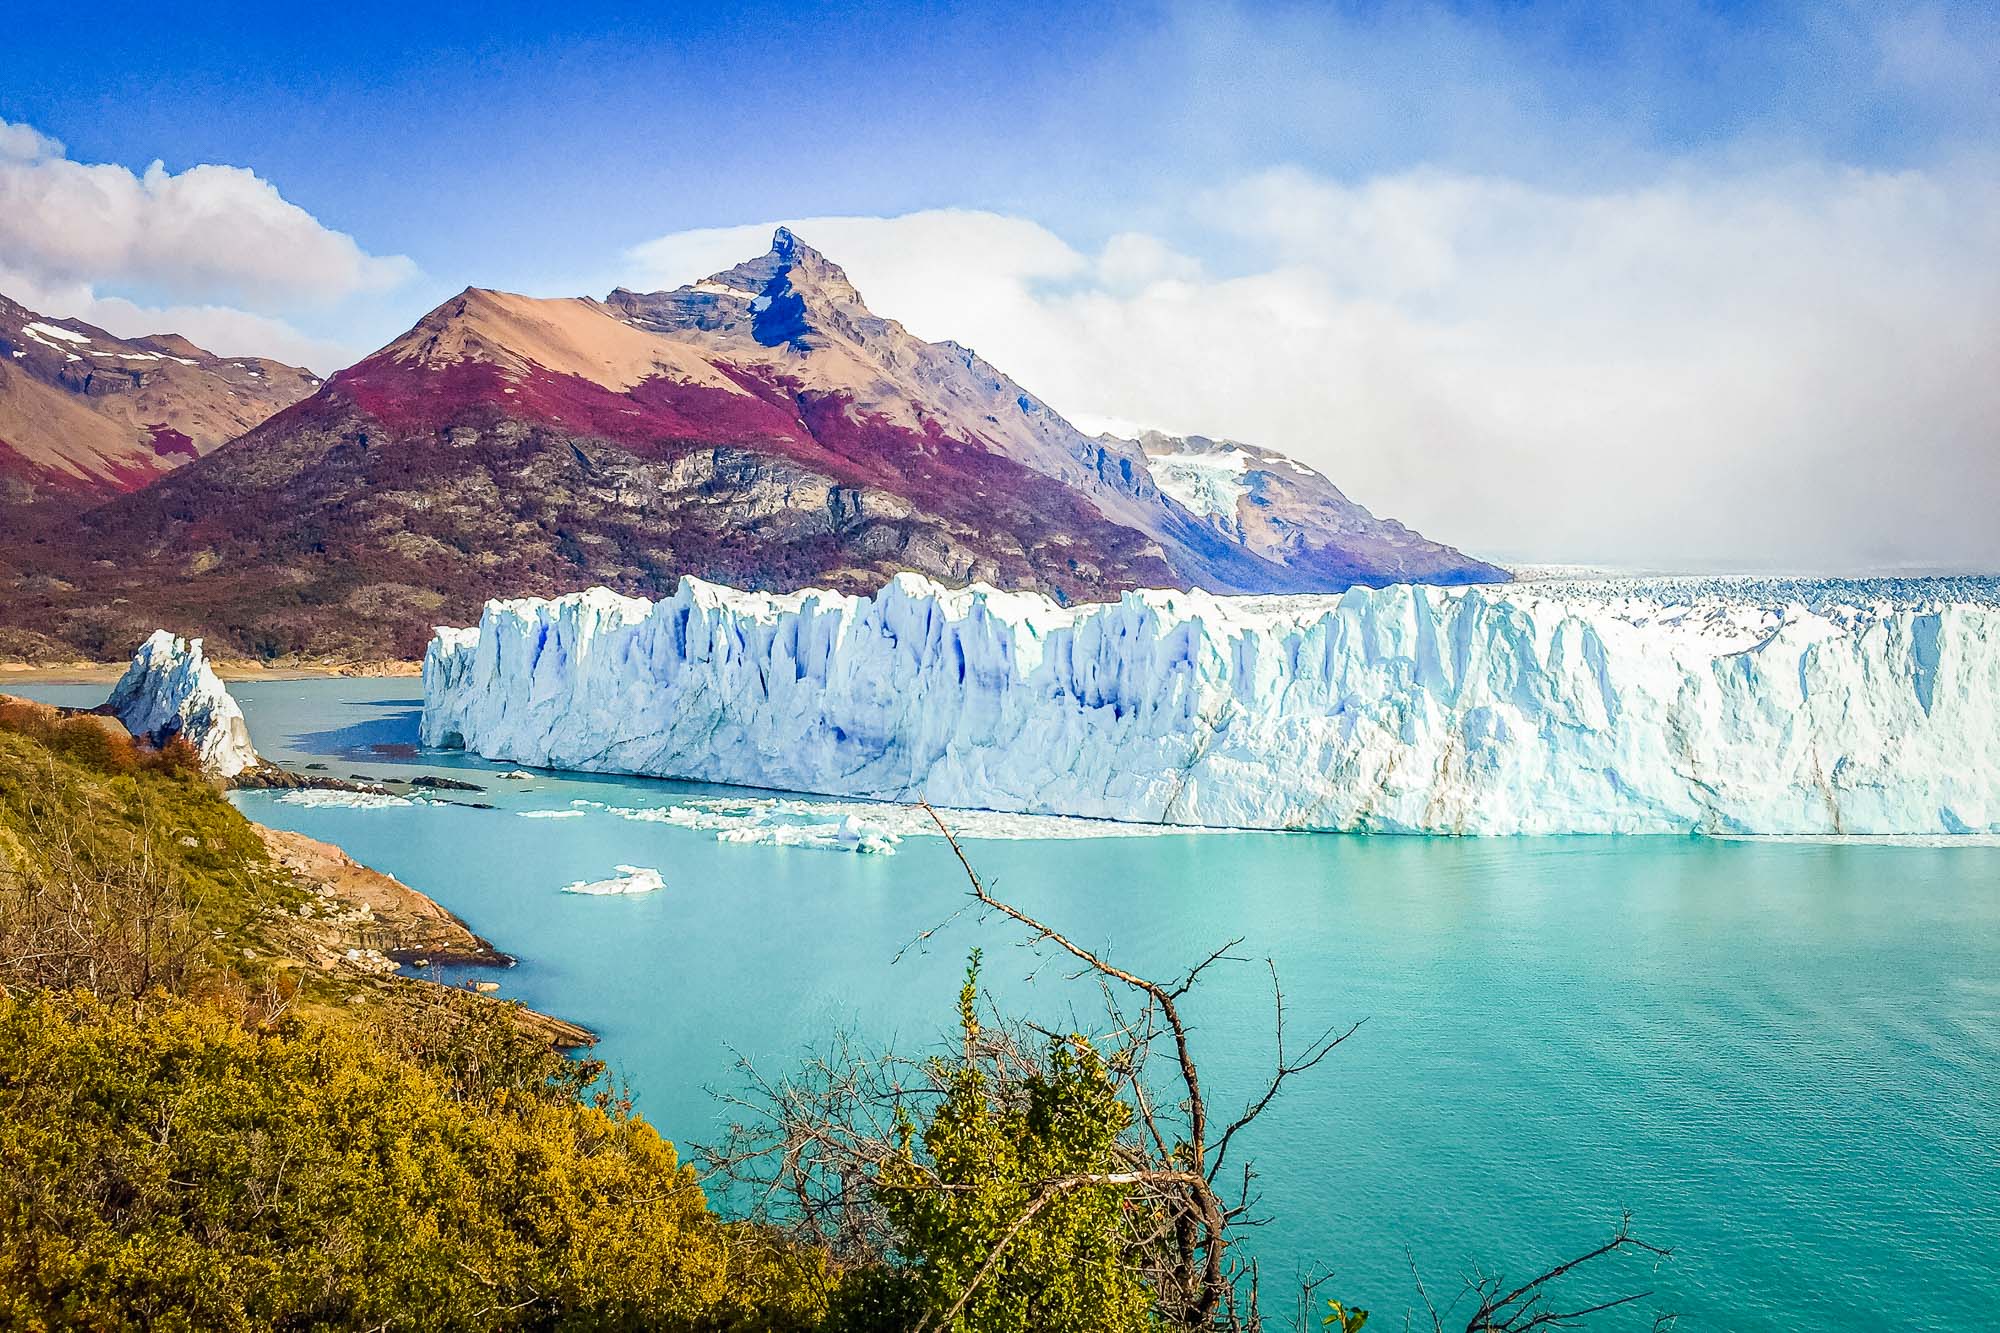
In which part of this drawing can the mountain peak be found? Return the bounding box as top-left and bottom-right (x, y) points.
(761, 228), (856, 302)
(608, 228), (870, 351)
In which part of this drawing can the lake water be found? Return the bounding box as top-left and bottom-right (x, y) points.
(23, 678), (2000, 1329)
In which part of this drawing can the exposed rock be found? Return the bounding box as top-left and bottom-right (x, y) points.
(256, 824), (595, 1049)
(230, 766), (390, 795)
(406, 774), (485, 792)
(257, 825), (509, 967)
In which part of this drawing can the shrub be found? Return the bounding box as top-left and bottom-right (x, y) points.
(0, 990), (827, 1332)
(872, 954), (1154, 1333)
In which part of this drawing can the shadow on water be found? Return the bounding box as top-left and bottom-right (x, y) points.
(285, 698), (424, 760)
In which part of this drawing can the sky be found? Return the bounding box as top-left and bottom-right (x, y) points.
(3, 0), (1996, 571)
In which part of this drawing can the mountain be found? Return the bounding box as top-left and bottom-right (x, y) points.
(0, 293), (320, 522)
(1128, 431), (1486, 586)
(1, 230), (1501, 663)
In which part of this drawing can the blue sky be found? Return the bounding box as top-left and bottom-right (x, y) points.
(9, 1), (1990, 295)
(3, 1), (1996, 568)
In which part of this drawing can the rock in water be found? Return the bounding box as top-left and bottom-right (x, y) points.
(422, 574), (2000, 837)
(103, 631), (261, 778)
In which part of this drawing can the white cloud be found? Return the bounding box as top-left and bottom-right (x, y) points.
(0, 264), (353, 372)
(0, 117), (418, 373)
(0, 116), (414, 313)
(0, 120), (62, 162)
(622, 163), (2000, 573)
(623, 209), (1085, 336)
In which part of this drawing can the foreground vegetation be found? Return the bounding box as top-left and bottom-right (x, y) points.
(0, 700), (1668, 1330)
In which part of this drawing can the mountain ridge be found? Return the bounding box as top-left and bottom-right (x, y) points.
(0, 293), (319, 522)
(0, 230), (1502, 663)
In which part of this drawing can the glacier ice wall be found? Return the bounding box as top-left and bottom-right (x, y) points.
(104, 630), (261, 778)
(421, 575), (2000, 835)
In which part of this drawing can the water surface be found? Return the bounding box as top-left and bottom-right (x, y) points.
(23, 679), (2000, 1330)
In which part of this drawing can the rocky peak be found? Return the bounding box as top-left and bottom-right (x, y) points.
(635, 228), (871, 351)
(133, 332), (207, 360)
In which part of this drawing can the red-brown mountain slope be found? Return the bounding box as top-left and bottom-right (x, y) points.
(0, 293), (319, 523)
(2, 231), (1501, 662)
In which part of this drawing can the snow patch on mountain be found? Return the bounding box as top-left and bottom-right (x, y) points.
(23, 320), (89, 345)
(104, 631), (261, 778)
(1147, 446), (1251, 518)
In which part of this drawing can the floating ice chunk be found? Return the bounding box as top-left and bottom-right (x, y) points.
(566, 795), (1225, 844)
(560, 864), (666, 895)
(518, 809), (585, 819)
(277, 789), (414, 810)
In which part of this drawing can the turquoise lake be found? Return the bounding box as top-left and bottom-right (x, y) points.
(23, 678), (2000, 1330)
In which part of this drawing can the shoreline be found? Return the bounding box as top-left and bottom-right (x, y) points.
(0, 659), (422, 685)
(253, 819), (596, 1050)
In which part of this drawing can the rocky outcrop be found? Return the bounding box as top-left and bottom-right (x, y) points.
(256, 825), (595, 1048)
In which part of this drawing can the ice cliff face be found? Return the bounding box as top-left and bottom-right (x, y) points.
(422, 576), (2000, 836)
(104, 631), (261, 778)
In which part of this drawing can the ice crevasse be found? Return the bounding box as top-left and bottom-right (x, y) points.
(421, 574), (2000, 836)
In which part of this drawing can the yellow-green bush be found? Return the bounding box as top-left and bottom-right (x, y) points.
(0, 990), (827, 1332)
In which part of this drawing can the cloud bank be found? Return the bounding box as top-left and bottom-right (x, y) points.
(0, 118), (413, 369)
(624, 161), (2000, 573)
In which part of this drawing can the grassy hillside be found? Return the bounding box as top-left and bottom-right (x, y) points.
(0, 701), (828, 1331)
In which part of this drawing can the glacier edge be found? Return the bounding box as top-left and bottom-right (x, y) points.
(420, 575), (2000, 836)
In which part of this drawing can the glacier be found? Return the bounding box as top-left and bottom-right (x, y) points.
(420, 574), (2000, 836)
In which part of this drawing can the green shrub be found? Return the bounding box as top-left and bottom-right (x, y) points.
(873, 954), (1154, 1332)
(0, 990), (827, 1332)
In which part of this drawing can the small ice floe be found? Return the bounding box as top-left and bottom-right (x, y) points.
(498, 769), (535, 780)
(568, 794), (1216, 847)
(518, 809), (585, 819)
(715, 812), (901, 854)
(559, 864), (665, 896)
(570, 796), (901, 853)
(277, 789), (414, 810)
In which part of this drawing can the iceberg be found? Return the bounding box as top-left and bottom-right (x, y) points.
(104, 630), (261, 778)
(560, 794), (1231, 845)
(567, 796), (903, 853)
(276, 789), (417, 810)
(422, 574), (2000, 836)
(560, 865), (666, 896)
